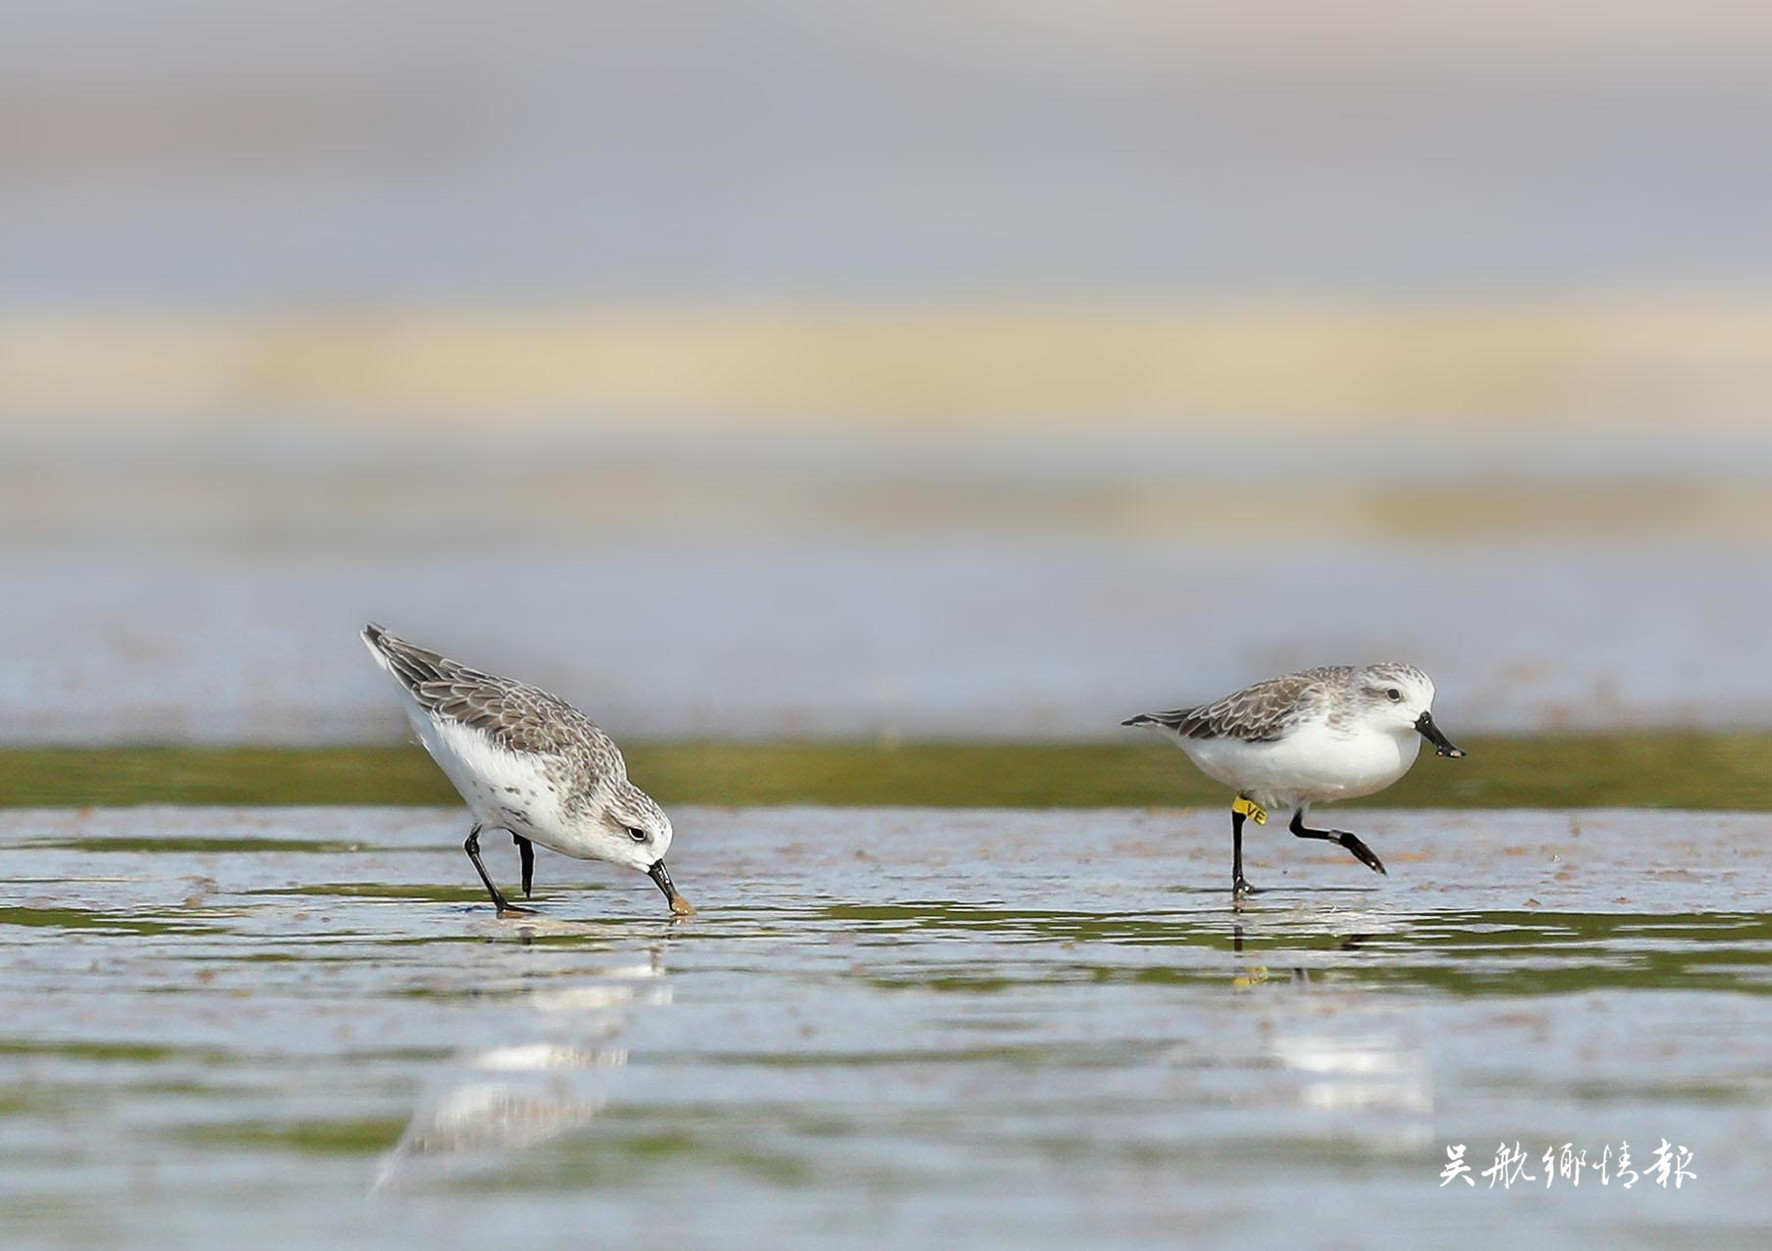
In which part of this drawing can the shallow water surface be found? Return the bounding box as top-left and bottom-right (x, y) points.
(2, 806), (1766, 1249)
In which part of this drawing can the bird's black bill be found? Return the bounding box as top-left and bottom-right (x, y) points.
(648, 860), (695, 916)
(1415, 711), (1466, 758)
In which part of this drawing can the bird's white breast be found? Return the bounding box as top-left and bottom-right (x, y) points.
(407, 707), (578, 850)
(1177, 721), (1422, 810)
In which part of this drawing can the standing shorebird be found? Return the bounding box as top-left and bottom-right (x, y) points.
(1123, 664), (1464, 897)
(362, 624), (692, 918)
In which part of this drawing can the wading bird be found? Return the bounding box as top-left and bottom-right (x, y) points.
(363, 625), (692, 918)
(1124, 664), (1464, 897)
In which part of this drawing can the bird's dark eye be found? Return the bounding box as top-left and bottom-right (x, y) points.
(627, 826), (647, 842)
(1386, 688), (1402, 702)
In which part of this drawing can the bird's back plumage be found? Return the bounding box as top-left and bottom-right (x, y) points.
(1123, 666), (1348, 743)
(363, 623), (621, 766)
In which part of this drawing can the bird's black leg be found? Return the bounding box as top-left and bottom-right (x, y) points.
(1288, 808), (1387, 876)
(513, 833), (535, 898)
(1231, 807), (1257, 898)
(464, 823), (535, 915)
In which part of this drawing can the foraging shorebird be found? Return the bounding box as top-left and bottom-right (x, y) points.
(362, 624), (692, 917)
(1124, 664), (1464, 897)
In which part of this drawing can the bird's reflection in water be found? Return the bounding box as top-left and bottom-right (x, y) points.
(375, 950), (669, 1189)
(1225, 920), (1433, 1135)
(1268, 1030), (1434, 1121)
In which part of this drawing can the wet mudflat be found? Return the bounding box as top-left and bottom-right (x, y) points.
(2, 806), (1767, 1250)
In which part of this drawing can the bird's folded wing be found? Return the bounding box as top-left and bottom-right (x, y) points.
(369, 627), (599, 758)
(417, 675), (595, 757)
(1144, 673), (1324, 743)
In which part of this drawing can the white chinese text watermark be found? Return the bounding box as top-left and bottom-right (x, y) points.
(1440, 1141), (1695, 1190)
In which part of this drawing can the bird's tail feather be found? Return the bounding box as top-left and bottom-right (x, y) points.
(1122, 709), (1192, 731)
(361, 623), (450, 691)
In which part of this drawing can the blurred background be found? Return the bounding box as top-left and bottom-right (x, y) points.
(5, 0), (1772, 744)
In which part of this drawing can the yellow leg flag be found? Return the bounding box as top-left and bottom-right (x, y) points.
(1231, 796), (1268, 825)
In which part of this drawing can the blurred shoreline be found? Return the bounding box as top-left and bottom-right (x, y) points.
(4, 300), (1772, 422)
(4, 396), (1771, 744)
(3, 733), (1771, 809)
(9, 0), (1772, 747)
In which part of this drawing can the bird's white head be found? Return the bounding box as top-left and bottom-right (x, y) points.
(1356, 663), (1465, 757)
(597, 782), (693, 914)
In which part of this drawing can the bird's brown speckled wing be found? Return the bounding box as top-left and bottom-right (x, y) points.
(1131, 666), (1351, 743)
(366, 625), (618, 765)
